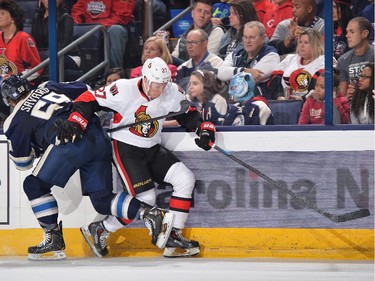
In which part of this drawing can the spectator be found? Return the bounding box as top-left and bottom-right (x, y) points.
(98, 67), (126, 127)
(269, 0), (324, 56)
(263, 0), (293, 39)
(130, 36), (177, 81)
(333, 0), (354, 60)
(360, 0), (374, 43)
(31, 0), (82, 81)
(211, 0), (230, 28)
(172, 0), (224, 63)
(348, 62), (374, 124)
(105, 67), (126, 85)
(188, 70), (228, 125)
(298, 72), (350, 124)
(0, 0), (42, 82)
(224, 72), (274, 125)
(269, 29), (324, 100)
(217, 21), (280, 98)
(218, 0), (259, 60)
(251, 0), (275, 26)
(352, 0), (371, 17)
(176, 29), (223, 91)
(71, 0), (135, 68)
(336, 17), (374, 98)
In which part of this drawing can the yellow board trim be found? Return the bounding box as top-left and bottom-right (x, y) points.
(0, 228), (373, 260)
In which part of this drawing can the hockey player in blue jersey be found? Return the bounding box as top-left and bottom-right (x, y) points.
(224, 72), (274, 125)
(1, 76), (173, 260)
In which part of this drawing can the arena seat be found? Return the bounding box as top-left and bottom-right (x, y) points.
(268, 100), (304, 125)
(17, 0), (38, 25)
(73, 24), (104, 74)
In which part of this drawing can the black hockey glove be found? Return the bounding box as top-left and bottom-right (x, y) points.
(195, 122), (216, 151)
(55, 112), (88, 144)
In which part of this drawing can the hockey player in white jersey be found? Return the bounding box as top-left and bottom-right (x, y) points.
(56, 57), (216, 257)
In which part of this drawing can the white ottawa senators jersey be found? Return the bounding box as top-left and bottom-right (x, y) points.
(91, 78), (185, 148)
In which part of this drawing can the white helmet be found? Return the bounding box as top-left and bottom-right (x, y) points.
(142, 57), (171, 86)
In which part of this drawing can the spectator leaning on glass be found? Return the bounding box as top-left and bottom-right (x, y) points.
(71, 0), (135, 68)
(172, 0), (224, 63)
(218, 21), (280, 98)
(224, 72), (274, 125)
(188, 69), (228, 125)
(0, 0), (42, 82)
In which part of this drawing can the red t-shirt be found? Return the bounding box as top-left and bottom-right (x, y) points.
(263, 1), (293, 39)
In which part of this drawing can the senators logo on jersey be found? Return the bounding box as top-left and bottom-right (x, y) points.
(0, 51), (17, 76)
(289, 68), (312, 92)
(129, 105), (159, 138)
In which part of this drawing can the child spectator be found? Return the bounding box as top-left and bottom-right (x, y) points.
(224, 72), (273, 125)
(298, 72), (350, 124)
(348, 62), (374, 124)
(188, 70), (228, 125)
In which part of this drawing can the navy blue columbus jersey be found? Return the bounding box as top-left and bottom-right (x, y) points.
(3, 82), (88, 170)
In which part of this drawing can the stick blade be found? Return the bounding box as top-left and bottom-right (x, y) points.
(330, 209), (371, 223)
(179, 100), (190, 114)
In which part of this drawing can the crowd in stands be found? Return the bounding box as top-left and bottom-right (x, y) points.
(0, 0), (374, 127)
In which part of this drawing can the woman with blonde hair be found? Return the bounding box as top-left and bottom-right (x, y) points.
(130, 36), (177, 80)
(269, 29), (325, 100)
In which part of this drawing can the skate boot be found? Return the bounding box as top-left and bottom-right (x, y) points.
(141, 207), (174, 248)
(28, 221), (66, 261)
(80, 219), (109, 258)
(163, 228), (200, 258)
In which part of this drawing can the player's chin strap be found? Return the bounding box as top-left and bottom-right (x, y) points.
(209, 142), (370, 223)
(106, 100), (190, 133)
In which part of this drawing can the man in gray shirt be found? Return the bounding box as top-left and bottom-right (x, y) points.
(336, 17), (374, 98)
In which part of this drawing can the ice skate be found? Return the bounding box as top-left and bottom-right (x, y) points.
(163, 228), (200, 258)
(28, 221), (66, 261)
(80, 220), (109, 258)
(142, 207), (174, 248)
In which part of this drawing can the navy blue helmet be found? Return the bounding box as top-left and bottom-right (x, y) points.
(1, 75), (30, 106)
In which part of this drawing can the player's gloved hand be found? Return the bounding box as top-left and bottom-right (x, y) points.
(195, 122), (216, 151)
(55, 112), (87, 144)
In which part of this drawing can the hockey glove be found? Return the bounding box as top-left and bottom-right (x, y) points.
(55, 112), (88, 144)
(195, 122), (216, 151)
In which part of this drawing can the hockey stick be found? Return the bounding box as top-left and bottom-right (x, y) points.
(211, 143), (370, 223)
(106, 100), (190, 133)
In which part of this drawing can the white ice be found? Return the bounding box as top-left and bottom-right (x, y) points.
(0, 257), (373, 281)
